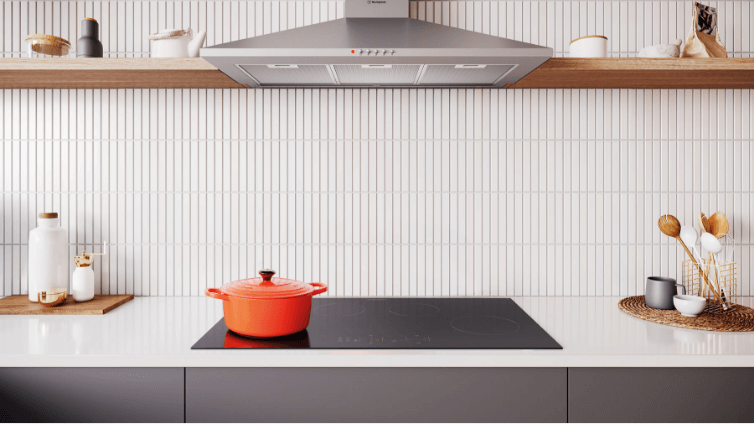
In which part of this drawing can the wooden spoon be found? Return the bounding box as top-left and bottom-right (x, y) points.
(695, 213), (711, 296)
(707, 211), (731, 309)
(657, 214), (722, 305)
(709, 211), (729, 239)
(697, 213), (711, 233)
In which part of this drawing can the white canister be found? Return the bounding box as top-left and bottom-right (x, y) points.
(28, 212), (69, 302)
(72, 248), (105, 302)
(71, 268), (94, 302)
(569, 35), (608, 58)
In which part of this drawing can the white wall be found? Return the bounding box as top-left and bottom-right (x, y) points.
(1, 0), (753, 298)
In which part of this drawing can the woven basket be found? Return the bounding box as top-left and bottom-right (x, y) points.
(618, 296), (754, 332)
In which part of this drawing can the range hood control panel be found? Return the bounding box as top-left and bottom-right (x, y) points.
(352, 49), (395, 55)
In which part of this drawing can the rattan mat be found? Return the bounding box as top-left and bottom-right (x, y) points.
(618, 296), (754, 332)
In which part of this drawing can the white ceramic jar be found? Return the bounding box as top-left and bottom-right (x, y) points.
(72, 267), (94, 302)
(148, 28), (206, 58)
(28, 212), (69, 302)
(72, 249), (102, 302)
(569, 35), (608, 58)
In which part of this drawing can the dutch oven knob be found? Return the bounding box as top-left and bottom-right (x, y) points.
(259, 269), (276, 285)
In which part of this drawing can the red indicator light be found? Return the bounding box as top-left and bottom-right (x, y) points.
(351, 50), (355, 54)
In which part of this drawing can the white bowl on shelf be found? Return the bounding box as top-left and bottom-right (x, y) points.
(569, 35), (608, 58)
(673, 295), (707, 318)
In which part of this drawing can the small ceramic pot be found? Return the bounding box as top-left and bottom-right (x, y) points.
(569, 35), (608, 58)
(645, 276), (685, 310)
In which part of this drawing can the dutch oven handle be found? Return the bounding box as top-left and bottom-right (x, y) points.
(205, 288), (230, 301)
(310, 282), (327, 296)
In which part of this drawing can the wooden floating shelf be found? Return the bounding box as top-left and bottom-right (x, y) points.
(0, 57), (752, 89)
(0, 58), (246, 89)
(508, 58), (754, 89)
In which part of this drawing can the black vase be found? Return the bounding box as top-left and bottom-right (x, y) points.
(77, 18), (103, 58)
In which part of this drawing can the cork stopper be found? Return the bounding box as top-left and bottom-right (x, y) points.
(39, 212), (58, 219)
(84, 17), (97, 22)
(73, 243), (107, 268)
(73, 250), (94, 267)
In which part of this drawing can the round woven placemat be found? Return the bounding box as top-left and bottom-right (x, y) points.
(618, 296), (754, 332)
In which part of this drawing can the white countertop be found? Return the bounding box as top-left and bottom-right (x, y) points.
(2, 296), (754, 368)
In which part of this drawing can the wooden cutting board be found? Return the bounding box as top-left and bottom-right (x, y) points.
(0, 294), (134, 315)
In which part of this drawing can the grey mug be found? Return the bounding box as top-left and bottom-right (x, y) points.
(645, 276), (686, 310)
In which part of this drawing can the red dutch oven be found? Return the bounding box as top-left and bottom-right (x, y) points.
(206, 269), (327, 338)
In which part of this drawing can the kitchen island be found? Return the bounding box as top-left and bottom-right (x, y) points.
(1, 296), (754, 422)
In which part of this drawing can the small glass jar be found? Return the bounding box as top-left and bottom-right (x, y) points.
(26, 34), (73, 58)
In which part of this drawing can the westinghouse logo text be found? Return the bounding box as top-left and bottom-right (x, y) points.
(367, 0), (387, 4)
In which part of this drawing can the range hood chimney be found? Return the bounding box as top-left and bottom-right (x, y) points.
(200, 0), (552, 87)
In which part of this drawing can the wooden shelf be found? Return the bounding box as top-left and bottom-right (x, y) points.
(508, 58), (754, 89)
(0, 58), (246, 89)
(0, 57), (752, 89)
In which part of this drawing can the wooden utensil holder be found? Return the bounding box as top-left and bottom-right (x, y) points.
(682, 260), (737, 314)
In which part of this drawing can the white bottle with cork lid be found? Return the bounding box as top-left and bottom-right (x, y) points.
(71, 245), (106, 302)
(28, 212), (69, 302)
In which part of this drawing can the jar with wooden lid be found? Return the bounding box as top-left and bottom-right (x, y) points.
(26, 34), (73, 58)
(28, 213), (69, 302)
(71, 245), (106, 302)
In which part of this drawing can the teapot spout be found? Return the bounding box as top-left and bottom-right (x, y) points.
(188, 30), (207, 58)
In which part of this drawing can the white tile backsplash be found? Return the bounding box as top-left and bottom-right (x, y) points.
(1, 0), (753, 298)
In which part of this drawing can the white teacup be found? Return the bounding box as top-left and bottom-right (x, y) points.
(673, 295), (707, 318)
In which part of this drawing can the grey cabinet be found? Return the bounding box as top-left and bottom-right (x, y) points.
(568, 368), (754, 423)
(186, 367), (568, 423)
(0, 368), (184, 423)
(4, 366), (752, 423)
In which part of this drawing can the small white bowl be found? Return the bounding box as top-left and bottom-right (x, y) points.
(570, 35), (608, 58)
(673, 295), (707, 318)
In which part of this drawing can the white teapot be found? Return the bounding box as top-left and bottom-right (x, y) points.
(149, 27), (206, 58)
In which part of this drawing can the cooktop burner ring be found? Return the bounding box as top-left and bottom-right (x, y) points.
(313, 302), (366, 317)
(450, 316), (521, 336)
(388, 303), (441, 317)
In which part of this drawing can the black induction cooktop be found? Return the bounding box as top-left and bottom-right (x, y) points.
(192, 298), (561, 349)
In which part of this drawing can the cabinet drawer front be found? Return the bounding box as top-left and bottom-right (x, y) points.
(569, 368), (754, 423)
(186, 367), (566, 423)
(0, 368), (183, 423)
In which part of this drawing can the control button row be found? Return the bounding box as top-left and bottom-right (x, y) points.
(356, 49), (395, 56)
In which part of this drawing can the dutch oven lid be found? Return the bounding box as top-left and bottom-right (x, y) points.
(220, 269), (315, 299)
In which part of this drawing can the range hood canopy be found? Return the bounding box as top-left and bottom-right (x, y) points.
(200, 0), (552, 87)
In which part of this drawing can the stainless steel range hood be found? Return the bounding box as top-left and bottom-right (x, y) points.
(200, 0), (552, 88)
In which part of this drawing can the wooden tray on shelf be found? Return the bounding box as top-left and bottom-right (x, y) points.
(0, 294), (134, 315)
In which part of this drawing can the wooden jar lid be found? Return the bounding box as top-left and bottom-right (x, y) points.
(39, 212), (59, 219)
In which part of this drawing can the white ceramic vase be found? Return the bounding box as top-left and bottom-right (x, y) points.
(28, 213), (69, 302)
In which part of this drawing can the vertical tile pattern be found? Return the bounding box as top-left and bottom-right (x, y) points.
(1, 0), (753, 297)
